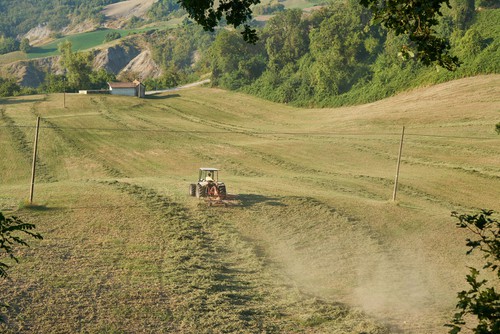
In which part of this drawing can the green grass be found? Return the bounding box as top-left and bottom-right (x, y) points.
(258, 0), (323, 8)
(0, 51), (27, 66)
(26, 23), (175, 59)
(0, 75), (499, 333)
(278, 0), (324, 9)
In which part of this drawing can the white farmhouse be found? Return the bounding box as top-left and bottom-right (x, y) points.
(108, 80), (145, 98)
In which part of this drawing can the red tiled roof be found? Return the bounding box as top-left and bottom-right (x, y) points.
(108, 82), (138, 88)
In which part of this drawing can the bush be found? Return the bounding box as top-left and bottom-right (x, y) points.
(0, 78), (20, 97)
(0, 36), (19, 55)
(126, 16), (144, 28)
(447, 210), (500, 334)
(103, 31), (121, 43)
(253, 3), (285, 15)
(477, 0), (499, 8)
(0, 211), (43, 323)
(19, 38), (31, 53)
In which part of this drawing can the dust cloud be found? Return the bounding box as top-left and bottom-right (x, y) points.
(234, 198), (460, 333)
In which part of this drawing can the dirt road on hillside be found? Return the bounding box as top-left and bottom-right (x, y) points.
(145, 79), (211, 95)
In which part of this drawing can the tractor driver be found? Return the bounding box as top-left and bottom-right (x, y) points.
(205, 172), (214, 182)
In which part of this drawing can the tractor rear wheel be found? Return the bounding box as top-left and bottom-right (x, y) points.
(218, 185), (227, 199)
(189, 184), (196, 196)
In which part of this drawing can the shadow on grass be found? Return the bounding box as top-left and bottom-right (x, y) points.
(19, 204), (60, 212)
(145, 93), (180, 100)
(237, 194), (287, 207)
(29, 46), (57, 55)
(0, 98), (46, 105)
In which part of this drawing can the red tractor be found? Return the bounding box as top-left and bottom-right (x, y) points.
(189, 168), (227, 200)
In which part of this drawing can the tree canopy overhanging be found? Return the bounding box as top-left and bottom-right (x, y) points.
(177, 0), (460, 70)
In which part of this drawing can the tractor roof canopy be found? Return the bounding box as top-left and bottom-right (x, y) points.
(198, 168), (220, 182)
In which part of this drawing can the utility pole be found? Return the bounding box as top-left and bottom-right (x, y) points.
(63, 76), (66, 108)
(392, 126), (405, 202)
(29, 116), (41, 204)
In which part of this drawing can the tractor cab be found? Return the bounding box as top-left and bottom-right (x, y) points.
(198, 168), (219, 183)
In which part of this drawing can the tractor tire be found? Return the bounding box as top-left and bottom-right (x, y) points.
(195, 184), (204, 198)
(218, 185), (227, 199)
(189, 184), (196, 196)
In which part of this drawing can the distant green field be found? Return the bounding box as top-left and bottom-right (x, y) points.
(281, 0), (324, 9)
(0, 75), (499, 333)
(27, 24), (176, 59)
(16, 1), (320, 61)
(259, 0), (324, 9)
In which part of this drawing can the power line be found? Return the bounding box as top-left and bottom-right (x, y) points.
(0, 124), (498, 140)
(0, 124), (396, 135)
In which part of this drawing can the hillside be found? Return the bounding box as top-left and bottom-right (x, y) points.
(102, 0), (157, 20)
(0, 1), (497, 110)
(0, 0), (318, 83)
(1, 75), (499, 333)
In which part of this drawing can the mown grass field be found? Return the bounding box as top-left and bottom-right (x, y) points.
(1, 75), (499, 333)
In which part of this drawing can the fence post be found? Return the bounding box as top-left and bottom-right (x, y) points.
(29, 116), (41, 204)
(392, 126), (405, 201)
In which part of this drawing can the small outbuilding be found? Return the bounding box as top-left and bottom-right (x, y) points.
(108, 80), (145, 98)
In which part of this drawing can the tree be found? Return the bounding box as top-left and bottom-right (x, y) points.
(0, 36), (19, 55)
(477, 0), (498, 8)
(0, 78), (20, 97)
(446, 210), (500, 334)
(449, 0), (475, 30)
(89, 69), (116, 90)
(178, 0), (260, 42)
(40, 73), (66, 93)
(208, 30), (266, 89)
(58, 41), (94, 91)
(264, 9), (309, 71)
(308, 3), (368, 97)
(19, 38), (31, 53)
(358, 0), (460, 70)
(178, 0), (460, 70)
(148, 0), (184, 20)
(0, 212), (43, 322)
(457, 28), (484, 59)
(103, 31), (121, 43)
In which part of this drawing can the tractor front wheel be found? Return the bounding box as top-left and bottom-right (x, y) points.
(195, 184), (204, 198)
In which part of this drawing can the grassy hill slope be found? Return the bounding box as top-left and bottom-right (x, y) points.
(0, 75), (499, 333)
